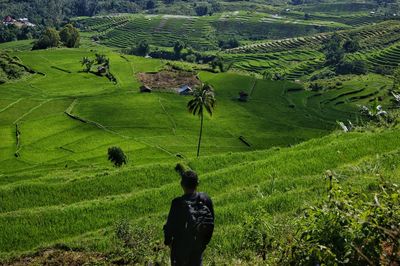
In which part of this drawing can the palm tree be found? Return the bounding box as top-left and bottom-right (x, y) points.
(80, 57), (93, 72)
(187, 84), (216, 157)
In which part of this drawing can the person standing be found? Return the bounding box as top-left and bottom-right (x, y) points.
(163, 169), (214, 266)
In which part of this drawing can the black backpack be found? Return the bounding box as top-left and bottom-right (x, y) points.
(182, 193), (214, 245)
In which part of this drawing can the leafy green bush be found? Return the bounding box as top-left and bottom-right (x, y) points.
(59, 24), (80, 48)
(32, 28), (60, 50)
(279, 179), (400, 265)
(107, 146), (127, 167)
(336, 59), (368, 75)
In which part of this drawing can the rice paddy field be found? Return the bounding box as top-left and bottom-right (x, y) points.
(1, 1), (400, 262)
(0, 39), (398, 263)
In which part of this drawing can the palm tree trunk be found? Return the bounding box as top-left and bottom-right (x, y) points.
(196, 112), (203, 157)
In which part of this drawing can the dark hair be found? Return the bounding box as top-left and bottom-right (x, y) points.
(180, 170), (199, 189)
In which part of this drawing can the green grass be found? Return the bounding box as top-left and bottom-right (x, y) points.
(0, 43), (398, 262)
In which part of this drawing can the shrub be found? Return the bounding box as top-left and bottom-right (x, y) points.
(32, 27), (60, 50)
(309, 69), (336, 81)
(309, 82), (324, 91)
(173, 40), (185, 58)
(107, 146), (127, 167)
(185, 54), (197, 63)
(195, 5), (209, 16)
(343, 38), (360, 53)
(136, 40), (150, 56)
(218, 38), (240, 50)
(241, 210), (272, 261)
(59, 24), (80, 48)
(336, 59), (368, 75)
(279, 179), (400, 265)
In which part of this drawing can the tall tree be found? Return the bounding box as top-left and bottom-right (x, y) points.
(322, 33), (344, 66)
(187, 84), (216, 157)
(174, 40), (185, 58)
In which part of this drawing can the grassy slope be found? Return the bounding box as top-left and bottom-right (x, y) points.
(0, 44), (398, 261)
(1, 127), (399, 261)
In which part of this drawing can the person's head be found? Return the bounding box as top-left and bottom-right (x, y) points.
(180, 170), (199, 194)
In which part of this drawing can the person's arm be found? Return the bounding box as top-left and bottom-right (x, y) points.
(163, 198), (178, 246)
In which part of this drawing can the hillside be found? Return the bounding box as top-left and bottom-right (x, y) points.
(1, 0), (400, 263)
(0, 41), (398, 263)
(1, 121), (399, 263)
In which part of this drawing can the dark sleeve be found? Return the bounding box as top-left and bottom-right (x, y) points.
(163, 198), (179, 245)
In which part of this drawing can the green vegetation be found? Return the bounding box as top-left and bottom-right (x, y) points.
(108, 146), (128, 167)
(32, 28), (60, 50)
(59, 24), (80, 48)
(1, 1), (400, 264)
(0, 52), (31, 83)
(187, 84), (216, 157)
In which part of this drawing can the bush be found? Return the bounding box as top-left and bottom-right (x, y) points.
(218, 38), (240, 50)
(374, 65), (393, 75)
(136, 40), (150, 56)
(59, 24), (80, 48)
(279, 179), (400, 265)
(336, 59), (368, 75)
(107, 146), (127, 167)
(309, 82), (324, 91)
(309, 69), (336, 81)
(33, 27), (60, 50)
(195, 5), (209, 16)
(185, 54), (197, 63)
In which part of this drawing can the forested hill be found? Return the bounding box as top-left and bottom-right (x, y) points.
(0, 0), (398, 26)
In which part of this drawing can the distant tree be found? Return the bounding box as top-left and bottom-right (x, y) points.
(95, 54), (108, 65)
(195, 5), (209, 16)
(219, 38), (240, 49)
(108, 146), (127, 167)
(146, 0), (156, 9)
(323, 33), (344, 66)
(32, 27), (60, 50)
(185, 54), (197, 63)
(173, 40), (185, 58)
(291, 0), (304, 5)
(210, 56), (224, 72)
(59, 24), (80, 48)
(163, 0), (174, 4)
(211, 1), (222, 13)
(343, 38), (360, 53)
(336, 60), (368, 75)
(80, 56), (94, 72)
(187, 84), (216, 157)
(136, 40), (150, 56)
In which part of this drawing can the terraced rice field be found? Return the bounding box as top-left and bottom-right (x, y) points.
(75, 12), (344, 50)
(226, 21), (400, 54)
(222, 50), (324, 79)
(0, 28), (397, 263)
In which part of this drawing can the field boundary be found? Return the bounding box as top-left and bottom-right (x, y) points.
(158, 97), (177, 135)
(0, 98), (23, 113)
(13, 99), (52, 124)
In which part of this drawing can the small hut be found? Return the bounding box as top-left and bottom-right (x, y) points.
(140, 85), (152, 93)
(238, 91), (249, 102)
(178, 85), (192, 95)
(97, 66), (107, 75)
